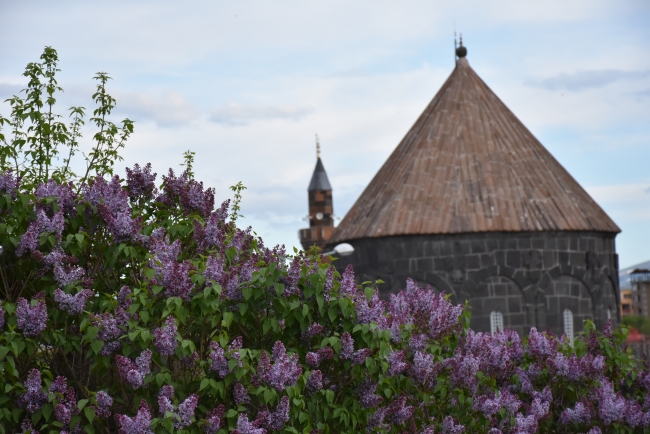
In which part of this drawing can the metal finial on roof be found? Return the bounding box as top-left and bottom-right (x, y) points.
(316, 134), (321, 159)
(456, 34), (467, 58)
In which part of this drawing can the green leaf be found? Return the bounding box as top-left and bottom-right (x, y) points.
(223, 312), (233, 328)
(77, 399), (89, 410)
(139, 310), (149, 323)
(90, 340), (104, 354)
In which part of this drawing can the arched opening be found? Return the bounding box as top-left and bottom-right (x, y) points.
(470, 276), (527, 336)
(564, 308), (574, 343)
(545, 276), (593, 337)
(490, 311), (504, 335)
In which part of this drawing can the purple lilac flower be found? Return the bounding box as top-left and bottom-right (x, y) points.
(442, 416), (465, 434)
(387, 349), (408, 376)
(161, 260), (194, 299)
(17, 369), (47, 413)
(55, 403), (71, 424)
(259, 341), (302, 391)
(624, 400), (645, 427)
(597, 378), (626, 425)
(445, 350), (479, 392)
(386, 396), (415, 425)
(19, 419), (39, 434)
(53, 263), (85, 287)
(209, 342), (229, 377)
(366, 407), (388, 433)
(35, 179), (76, 215)
(157, 169), (215, 217)
(340, 332), (354, 359)
(204, 405), (225, 433)
(526, 327), (557, 359)
(232, 414), (267, 434)
(355, 289), (387, 328)
(94, 391), (114, 418)
(409, 351), (440, 387)
(125, 163), (157, 201)
(176, 394), (199, 429)
(513, 413), (538, 434)
(267, 396), (290, 431)
(158, 385), (175, 415)
(234, 382), (250, 405)
(560, 401), (592, 425)
(204, 255), (224, 281)
(82, 175), (129, 214)
(17, 210), (65, 256)
(306, 347), (334, 367)
(339, 265), (356, 296)
(53, 288), (94, 315)
(115, 400), (154, 434)
(324, 266), (334, 302)
(153, 315), (178, 356)
(357, 381), (383, 408)
(16, 297), (47, 337)
(304, 323), (324, 339)
(0, 170), (19, 198)
(307, 370), (323, 394)
(50, 376), (68, 394)
(195, 204), (229, 252)
(101, 208), (142, 243)
(116, 350), (152, 389)
(586, 428), (602, 434)
(351, 348), (372, 365)
(531, 397), (550, 419)
(92, 312), (123, 354)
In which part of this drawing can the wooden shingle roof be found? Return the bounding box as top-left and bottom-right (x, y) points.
(329, 56), (620, 244)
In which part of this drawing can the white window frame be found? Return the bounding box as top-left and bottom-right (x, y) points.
(490, 311), (503, 335)
(563, 309), (574, 343)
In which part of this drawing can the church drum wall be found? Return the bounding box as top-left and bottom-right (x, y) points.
(331, 231), (619, 335)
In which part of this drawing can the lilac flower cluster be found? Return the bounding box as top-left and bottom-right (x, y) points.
(16, 297), (47, 337)
(83, 175), (141, 242)
(386, 349), (408, 376)
(116, 350), (152, 389)
(552, 352), (605, 381)
(115, 400), (154, 434)
(204, 405), (225, 434)
(306, 347), (334, 367)
(388, 278), (463, 343)
(49, 376), (78, 424)
(19, 420), (38, 434)
(157, 385), (199, 429)
(0, 169), (19, 198)
(209, 336), (242, 377)
(234, 382), (250, 405)
(303, 323), (324, 339)
(93, 391), (114, 419)
(442, 416), (465, 434)
(354, 288), (387, 328)
(194, 201), (229, 252)
(148, 229), (195, 299)
(357, 381), (383, 408)
(473, 389), (521, 418)
(444, 349), (480, 393)
(53, 288), (94, 315)
(232, 414), (266, 434)
(463, 329), (523, 380)
(153, 315), (178, 356)
(16, 369), (47, 413)
(157, 168), (215, 217)
(35, 179), (76, 216)
(53, 263), (85, 287)
(306, 370), (323, 394)
(17, 210), (64, 256)
(409, 351), (441, 387)
(340, 332), (372, 365)
(339, 265), (357, 296)
(256, 341), (302, 391)
(125, 163), (157, 201)
(254, 396), (290, 431)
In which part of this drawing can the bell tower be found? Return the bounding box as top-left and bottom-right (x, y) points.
(299, 136), (335, 250)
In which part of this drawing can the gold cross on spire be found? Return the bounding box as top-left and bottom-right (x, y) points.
(316, 134), (321, 159)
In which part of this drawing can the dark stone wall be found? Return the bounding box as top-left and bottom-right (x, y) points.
(331, 231), (619, 336)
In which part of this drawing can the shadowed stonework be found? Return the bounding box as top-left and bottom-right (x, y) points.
(331, 231), (619, 335)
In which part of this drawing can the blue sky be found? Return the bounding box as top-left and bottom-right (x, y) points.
(1, 0), (649, 268)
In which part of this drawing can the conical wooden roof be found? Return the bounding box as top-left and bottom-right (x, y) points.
(330, 56), (620, 244)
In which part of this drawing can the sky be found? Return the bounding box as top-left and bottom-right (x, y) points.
(1, 0), (649, 268)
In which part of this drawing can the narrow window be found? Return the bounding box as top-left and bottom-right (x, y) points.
(607, 308), (612, 320)
(563, 309), (574, 343)
(490, 311), (503, 335)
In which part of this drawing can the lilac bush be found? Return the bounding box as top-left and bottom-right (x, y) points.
(1, 48), (649, 434)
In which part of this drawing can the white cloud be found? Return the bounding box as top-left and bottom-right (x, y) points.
(208, 104), (313, 126)
(526, 69), (650, 92)
(114, 90), (199, 127)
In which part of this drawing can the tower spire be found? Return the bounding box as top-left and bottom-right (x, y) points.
(316, 134), (321, 159)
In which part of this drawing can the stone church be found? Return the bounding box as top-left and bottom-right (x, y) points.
(300, 42), (621, 338)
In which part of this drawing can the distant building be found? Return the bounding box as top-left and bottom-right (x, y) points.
(630, 269), (650, 317)
(320, 40), (621, 337)
(621, 288), (633, 316)
(299, 138), (335, 250)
